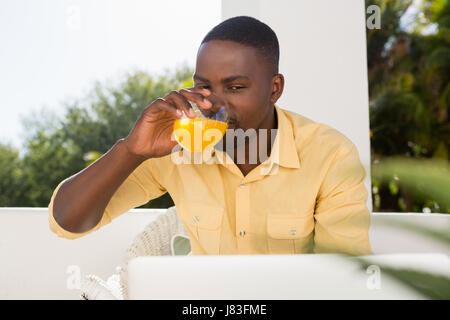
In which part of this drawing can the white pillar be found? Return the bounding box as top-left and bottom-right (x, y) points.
(222, 0), (373, 211)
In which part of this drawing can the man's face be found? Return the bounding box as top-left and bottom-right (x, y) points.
(193, 40), (276, 131)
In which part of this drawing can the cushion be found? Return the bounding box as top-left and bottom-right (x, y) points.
(170, 234), (191, 256)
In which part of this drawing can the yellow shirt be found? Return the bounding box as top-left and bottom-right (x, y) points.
(48, 104), (372, 256)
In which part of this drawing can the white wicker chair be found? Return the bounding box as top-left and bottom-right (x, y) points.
(80, 206), (189, 300)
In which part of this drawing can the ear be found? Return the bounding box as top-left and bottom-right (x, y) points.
(270, 73), (284, 104)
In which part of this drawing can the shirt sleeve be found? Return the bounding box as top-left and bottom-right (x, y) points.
(313, 143), (372, 256)
(48, 158), (168, 240)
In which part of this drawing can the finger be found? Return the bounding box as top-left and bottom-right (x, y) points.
(191, 87), (211, 97)
(179, 88), (213, 109)
(164, 91), (197, 118)
(151, 98), (182, 118)
(189, 87), (224, 113)
(191, 87), (213, 109)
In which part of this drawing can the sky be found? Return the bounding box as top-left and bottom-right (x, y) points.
(0, 0), (221, 150)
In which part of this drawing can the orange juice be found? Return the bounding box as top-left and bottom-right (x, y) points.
(173, 118), (228, 152)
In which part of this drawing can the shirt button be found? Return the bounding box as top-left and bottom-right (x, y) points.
(193, 216), (200, 222)
(239, 183), (246, 188)
(290, 229), (297, 235)
(239, 230), (246, 237)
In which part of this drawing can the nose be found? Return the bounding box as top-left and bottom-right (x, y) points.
(205, 92), (227, 113)
(198, 92), (231, 121)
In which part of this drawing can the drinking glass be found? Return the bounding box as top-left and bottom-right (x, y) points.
(173, 95), (228, 152)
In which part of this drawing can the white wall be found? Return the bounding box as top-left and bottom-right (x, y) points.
(222, 0), (373, 211)
(0, 208), (164, 299)
(1, 208), (449, 299)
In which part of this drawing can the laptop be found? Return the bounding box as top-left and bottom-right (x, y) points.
(126, 253), (449, 300)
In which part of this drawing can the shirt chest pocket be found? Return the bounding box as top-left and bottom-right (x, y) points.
(179, 203), (225, 255)
(266, 213), (314, 254)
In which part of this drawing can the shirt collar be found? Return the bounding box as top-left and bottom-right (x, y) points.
(205, 104), (300, 171)
(270, 103), (301, 169)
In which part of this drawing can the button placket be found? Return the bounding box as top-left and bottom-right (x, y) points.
(235, 181), (250, 246)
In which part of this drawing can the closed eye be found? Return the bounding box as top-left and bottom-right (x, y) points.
(195, 85), (245, 91)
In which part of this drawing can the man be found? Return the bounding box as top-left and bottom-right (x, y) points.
(48, 16), (372, 256)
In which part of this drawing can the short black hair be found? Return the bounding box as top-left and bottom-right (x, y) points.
(201, 16), (280, 74)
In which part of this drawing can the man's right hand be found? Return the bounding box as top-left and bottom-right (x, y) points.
(123, 87), (212, 159)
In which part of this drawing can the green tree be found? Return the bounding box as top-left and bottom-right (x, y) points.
(0, 144), (27, 207)
(366, 0), (449, 213)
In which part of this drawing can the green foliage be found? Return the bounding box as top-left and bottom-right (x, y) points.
(0, 144), (27, 206)
(370, 88), (431, 156)
(372, 156), (450, 212)
(355, 217), (450, 299)
(22, 129), (83, 207)
(366, 0), (450, 213)
(356, 257), (450, 299)
(1, 65), (193, 208)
